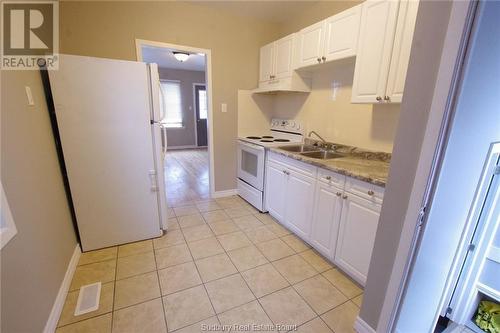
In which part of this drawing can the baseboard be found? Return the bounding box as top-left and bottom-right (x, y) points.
(212, 189), (238, 198)
(354, 316), (376, 333)
(166, 145), (200, 150)
(43, 244), (81, 333)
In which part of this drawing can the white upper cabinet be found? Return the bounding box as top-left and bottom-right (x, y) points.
(297, 21), (326, 68)
(259, 34), (294, 83)
(323, 4), (362, 62)
(352, 0), (419, 103)
(259, 42), (275, 83)
(385, 0), (419, 103)
(351, 0), (400, 103)
(274, 34), (295, 79)
(296, 5), (361, 69)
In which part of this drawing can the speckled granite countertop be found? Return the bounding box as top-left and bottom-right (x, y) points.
(269, 141), (391, 187)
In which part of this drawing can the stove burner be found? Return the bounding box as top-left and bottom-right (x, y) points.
(262, 136), (274, 139)
(246, 136), (261, 139)
(260, 140), (273, 143)
(274, 139), (290, 142)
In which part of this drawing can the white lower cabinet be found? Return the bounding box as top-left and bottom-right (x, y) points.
(284, 170), (316, 240)
(265, 153), (383, 286)
(265, 161), (287, 222)
(335, 193), (381, 285)
(310, 181), (343, 258)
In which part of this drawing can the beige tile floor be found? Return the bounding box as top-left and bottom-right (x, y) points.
(57, 196), (363, 333)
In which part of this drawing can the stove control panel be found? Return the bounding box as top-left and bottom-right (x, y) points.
(270, 119), (303, 134)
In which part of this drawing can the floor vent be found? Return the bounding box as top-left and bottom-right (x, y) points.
(74, 282), (101, 316)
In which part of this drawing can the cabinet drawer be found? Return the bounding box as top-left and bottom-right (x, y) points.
(345, 176), (384, 203)
(317, 168), (346, 188)
(268, 151), (317, 178)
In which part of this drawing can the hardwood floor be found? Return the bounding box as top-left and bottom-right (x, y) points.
(164, 148), (209, 205)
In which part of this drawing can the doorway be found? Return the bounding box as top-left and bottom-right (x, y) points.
(136, 39), (215, 209)
(194, 84), (208, 147)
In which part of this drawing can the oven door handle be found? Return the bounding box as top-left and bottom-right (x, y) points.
(238, 140), (265, 152)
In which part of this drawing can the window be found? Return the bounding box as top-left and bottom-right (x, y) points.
(160, 80), (183, 128)
(198, 88), (208, 120)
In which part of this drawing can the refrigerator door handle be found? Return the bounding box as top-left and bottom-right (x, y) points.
(148, 170), (159, 192)
(161, 124), (167, 154)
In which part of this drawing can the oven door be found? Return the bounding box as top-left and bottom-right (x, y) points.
(237, 140), (265, 191)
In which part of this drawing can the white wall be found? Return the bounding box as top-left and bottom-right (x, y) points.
(395, 2), (500, 331)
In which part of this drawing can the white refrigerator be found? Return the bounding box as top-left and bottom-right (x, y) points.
(49, 54), (168, 251)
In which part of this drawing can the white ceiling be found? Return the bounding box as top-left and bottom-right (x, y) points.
(141, 45), (206, 71)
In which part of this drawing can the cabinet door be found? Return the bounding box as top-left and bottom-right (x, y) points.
(351, 0), (399, 103)
(274, 34), (295, 79)
(284, 170), (316, 240)
(323, 5), (362, 62)
(265, 162), (287, 222)
(259, 42), (275, 83)
(297, 20), (326, 68)
(310, 182), (343, 259)
(335, 193), (381, 286)
(385, 0), (419, 103)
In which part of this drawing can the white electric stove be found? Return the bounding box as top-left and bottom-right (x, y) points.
(237, 119), (303, 211)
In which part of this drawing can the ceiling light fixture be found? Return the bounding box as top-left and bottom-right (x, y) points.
(173, 51), (190, 62)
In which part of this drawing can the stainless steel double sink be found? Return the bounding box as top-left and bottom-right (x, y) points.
(278, 145), (346, 160)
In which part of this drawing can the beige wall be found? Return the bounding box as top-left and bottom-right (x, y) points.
(158, 68), (205, 147)
(59, 1), (281, 191)
(237, 90), (274, 137)
(1, 71), (77, 332)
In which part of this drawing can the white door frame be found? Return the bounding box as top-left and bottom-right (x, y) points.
(373, 2), (478, 332)
(192, 82), (207, 148)
(135, 39), (215, 198)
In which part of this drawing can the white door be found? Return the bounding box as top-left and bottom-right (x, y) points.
(323, 4), (362, 62)
(385, 0), (419, 103)
(259, 42), (275, 83)
(310, 182), (343, 259)
(351, 0), (399, 103)
(274, 34), (295, 79)
(335, 193), (381, 285)
(49, 54), (162, 251)
(265, 161), (287, 222)
(284, 170), (316, 240)
(297, 20), (326, 68)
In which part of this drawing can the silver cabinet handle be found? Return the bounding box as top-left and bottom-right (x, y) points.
(384, 96), (390, 101)
(317, 58), (321, 63)
(342, 194), (348, 199)
(325, 176), (332, 180)
(282, 170), (290, 175)
(368, 190), (374, 196)
(376, 96), (382, 101)
(336, 192), (342, 197)
(322, 56), (326, 62)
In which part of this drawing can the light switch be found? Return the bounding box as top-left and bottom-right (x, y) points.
(221, 103), (227, 113)
(25, 86), (34, 106)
